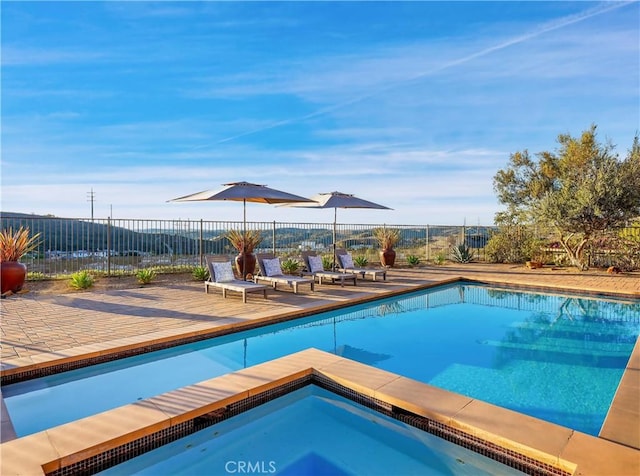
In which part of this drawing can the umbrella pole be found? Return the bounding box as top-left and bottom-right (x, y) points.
(243, 198), (246, 280)
(332, 208), (337, 270)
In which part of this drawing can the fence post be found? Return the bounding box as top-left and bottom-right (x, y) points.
(199, 219), (204, 267)
(426, 224), (430, 262)
(107, 217), (112, 276)
(272, 221), (276, 254)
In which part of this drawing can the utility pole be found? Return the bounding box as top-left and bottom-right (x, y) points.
(87, 188), (96, 221)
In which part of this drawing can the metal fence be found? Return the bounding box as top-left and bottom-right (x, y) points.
(1, 215), (496, 277)
(3, 215), (638, 277)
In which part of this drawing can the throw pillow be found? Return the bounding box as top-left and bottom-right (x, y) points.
(212, 261), (235, 283)
(263, 257), (282, 277)
(339, 253), (354, 269)
(307, 255), (324, 273)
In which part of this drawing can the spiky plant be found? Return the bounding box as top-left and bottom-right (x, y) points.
(280, 258), (301, 274)
(226, 229), (263, 253)
(372, 227), (401, 250)
(192, 266), (209, 281)
(353, 256), (369, 267)
(69, 270), (95, 290)
(0, 227), (41, 262)
(433, 252), (448, 265)
(136, 269), (157, 284)
(406, 255), (421, 267)
(450, 243), (475, 263)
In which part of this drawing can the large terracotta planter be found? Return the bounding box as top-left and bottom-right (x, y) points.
(380, 248), (396, 267)
(1, 261), (27, 294)
(235, 252), (256, 280)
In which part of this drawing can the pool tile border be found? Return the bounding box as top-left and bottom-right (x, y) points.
(2, 349), (639, 476)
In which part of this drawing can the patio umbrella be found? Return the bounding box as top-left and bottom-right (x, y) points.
(169, 181), (314, 278)
(280, 191), (391, 268)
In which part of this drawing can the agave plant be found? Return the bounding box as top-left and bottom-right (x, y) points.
(432, 252), (448, 265)
(450, 243), (475, 263)
(226, 229), (263, 253)
(0, 227), (41, 262)
(372, 227), (401, 250)
(69, 270), (95, 290)
(136, 268), (157, 285)
(192, 266), (209, 281)
(353, 255), (369, 267)
(280, 258), (301, 274)
(406, 255), (421, 267)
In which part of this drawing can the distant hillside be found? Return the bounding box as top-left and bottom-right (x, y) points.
(0, 211), (491, 254)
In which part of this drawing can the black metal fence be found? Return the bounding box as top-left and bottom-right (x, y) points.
(3, 214), (637, 277)
(0, 215), (496, 277)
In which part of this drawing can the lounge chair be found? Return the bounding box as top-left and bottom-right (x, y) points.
(301, 251), (357, 287)
(255, 253), (315, 293)
(335, 248), (387, 281)
(204, 256), (268, 303)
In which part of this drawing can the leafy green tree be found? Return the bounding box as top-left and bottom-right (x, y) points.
(493, 125), (640, 270)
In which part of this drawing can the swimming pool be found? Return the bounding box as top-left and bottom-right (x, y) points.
(4, 283), (639, 437)
(97, 385), (523, 475)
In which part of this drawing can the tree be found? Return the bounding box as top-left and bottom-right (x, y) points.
(493, 125), (640, 270)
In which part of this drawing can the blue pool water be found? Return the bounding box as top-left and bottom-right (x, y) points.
(98, 385), (523, 476)
(4, 283), (639, 437)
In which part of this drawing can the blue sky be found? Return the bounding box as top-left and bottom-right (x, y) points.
(2, 1), (638, 225)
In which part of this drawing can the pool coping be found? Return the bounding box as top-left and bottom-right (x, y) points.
(1, 349), (638, 476)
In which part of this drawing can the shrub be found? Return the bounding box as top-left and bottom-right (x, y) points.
(27, 271), (47, 281)
(192, 266), (209, 281)
(450, 244), (475, 263)
(69, 270), (94, 290)
(485, 226), (545, 264)
(322, 255), (333, 270)
(432, 252), (447, 265)
(588, 233), (640, 272)
(136, 269), (157, 285)
(353, 256), (369, 267)
(280, 258), (301, 274)
(406, 255), (420, 266)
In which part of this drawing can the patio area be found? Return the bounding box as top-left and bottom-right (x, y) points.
(1, 263), (639, 475)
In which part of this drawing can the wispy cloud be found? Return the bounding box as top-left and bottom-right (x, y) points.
(209, 1), (635, 144)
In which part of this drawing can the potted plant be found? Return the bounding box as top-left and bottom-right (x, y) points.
(0, 227), (41, 295)
(226, 229), (262, 280)
(372, 227), (400, 267)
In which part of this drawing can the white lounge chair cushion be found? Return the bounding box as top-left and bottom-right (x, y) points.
(307, 255), (324, 273)
(339, 253), (354, 268)
(212, 261), (235, 283)
(263, 257), (282, 277)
